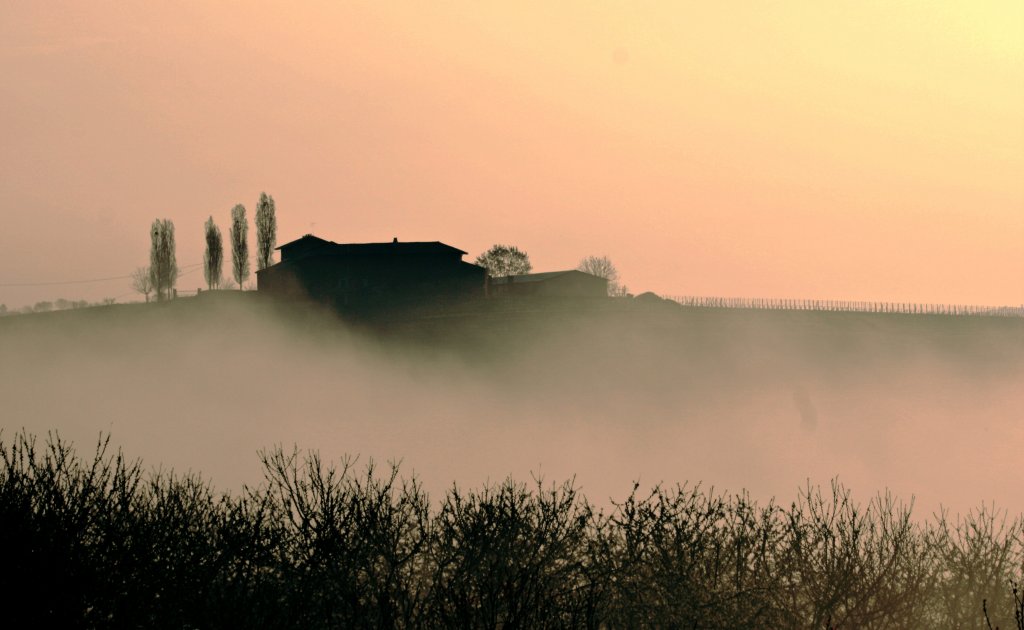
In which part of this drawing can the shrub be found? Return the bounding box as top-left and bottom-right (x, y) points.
(0, 430), (1020, 628)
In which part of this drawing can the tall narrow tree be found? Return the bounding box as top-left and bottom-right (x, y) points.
(230, 204), (250, 289)
(255, 192), (277, 271)
(149, 219), (177, 300)
(203, 216), (224, 290)
(149, 221), (161, 299)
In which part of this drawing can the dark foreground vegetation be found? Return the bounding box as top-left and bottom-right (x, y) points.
(1, 432), (1021, 629)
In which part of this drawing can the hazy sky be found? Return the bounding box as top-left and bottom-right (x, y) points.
(2, 1), (1022, 308)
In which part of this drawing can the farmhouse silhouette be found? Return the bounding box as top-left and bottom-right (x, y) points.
(256, 234), (608, 309)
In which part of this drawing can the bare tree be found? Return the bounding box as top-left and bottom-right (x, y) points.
(577, 255), (616, 281)
(230, 204), (249, 290)
(610, 283), (630, 297)
(203, 217), (224, 290)
(475, 244), (532, 277)
(578, 255), (626, 296)
(149, 219), (177, 301)
(131, 267), (153, 302)
(255, 192), (277, 271)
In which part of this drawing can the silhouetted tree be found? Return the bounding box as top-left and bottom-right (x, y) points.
(577, 255), (626, 296)
(230, 204), (249, 290)
(203, 217), (224, 290)
(255, 192), (277, 271)
(149, 219), (177, 301)
(475, 244), (532, 277)
(577, 255), (616, 281)
(131, 267), (153, 302)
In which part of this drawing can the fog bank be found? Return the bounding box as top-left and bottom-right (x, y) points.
(1, 296), (1021, 516)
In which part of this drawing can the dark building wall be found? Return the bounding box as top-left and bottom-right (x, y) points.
(489, 272), (608, 298)
(258, 252), (485, 307)
(534, 273), (607, 297)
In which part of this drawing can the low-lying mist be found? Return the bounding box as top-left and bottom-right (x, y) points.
(1, 295), (1021, 516)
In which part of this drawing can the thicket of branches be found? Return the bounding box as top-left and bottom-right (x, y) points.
(1, 430), (1021, 629)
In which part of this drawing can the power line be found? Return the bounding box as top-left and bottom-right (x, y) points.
(112, 266), (206, 301)
(0, 263), (203, 288)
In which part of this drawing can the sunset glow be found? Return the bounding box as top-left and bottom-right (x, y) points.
(1, 1), (1021, 307)
(2, 7), (1024, 620)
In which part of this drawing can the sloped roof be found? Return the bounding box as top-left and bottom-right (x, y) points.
(276, 234), (332, 251)
(276, 234), (468, 256)
(488, 270), (607, 285)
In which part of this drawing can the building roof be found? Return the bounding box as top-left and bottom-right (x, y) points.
(276, 234), (468, 257)
(276, 234), (333, 251)
(488, 270), (606, 285)
(257, 255), (486, 276)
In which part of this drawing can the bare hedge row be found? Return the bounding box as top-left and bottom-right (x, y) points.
(1, 431), (1021, 629)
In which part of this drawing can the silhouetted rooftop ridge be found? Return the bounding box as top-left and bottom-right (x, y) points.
(270, 234), (470, 269)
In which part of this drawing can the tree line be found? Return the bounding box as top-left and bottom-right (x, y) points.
(2, 429), (1021, 629)
(0, 298), (115, 316)
(133, 192), (277, 302)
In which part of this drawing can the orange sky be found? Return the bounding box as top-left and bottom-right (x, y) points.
(1, 1), (1022, 308)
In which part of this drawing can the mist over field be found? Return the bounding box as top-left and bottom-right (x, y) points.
(1, 295), (1021, 516)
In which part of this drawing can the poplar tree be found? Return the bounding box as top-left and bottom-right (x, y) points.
(203, 216), (224, 290)
(255, 192), (277, 271)
(230, 204), (249, 289)
(149, 219), (177, 301)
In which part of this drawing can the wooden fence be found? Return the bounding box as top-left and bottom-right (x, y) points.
(662, 295), (1023, 317)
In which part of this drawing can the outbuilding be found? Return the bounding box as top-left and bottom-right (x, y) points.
(487, 270), (608, 298)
